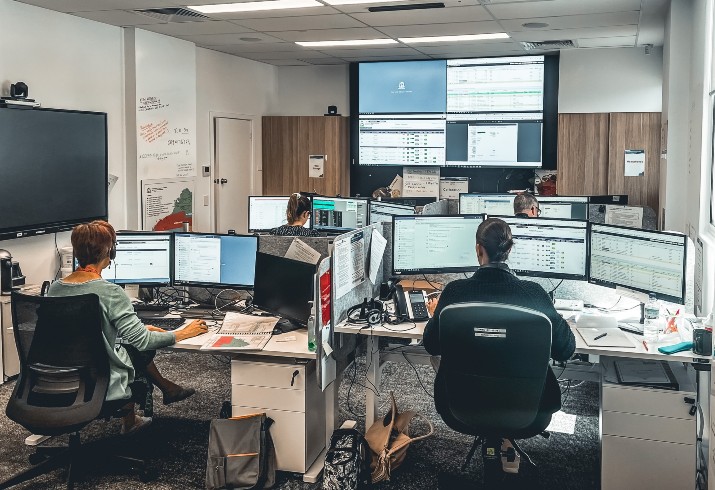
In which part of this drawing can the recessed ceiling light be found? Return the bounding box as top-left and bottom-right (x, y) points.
(399, 33), (509, 43)
(522, 22), (549, 29)
(240, 37), (264, 42)
(296, 39), (399, 47)
(188, 0), (322, 14)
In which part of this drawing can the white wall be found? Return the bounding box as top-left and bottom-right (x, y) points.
(559, 47), (663, 113)
(195, 47), (277, 231)
(0, 0), (125, 285)
(273, 65), (350, 116)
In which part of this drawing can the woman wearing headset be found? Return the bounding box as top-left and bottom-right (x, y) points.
(48, 220), (208, 435)
(269, 193), (320, 237)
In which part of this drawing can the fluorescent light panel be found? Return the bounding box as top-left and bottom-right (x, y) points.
(188, 0), (322, 14)
(399, 33), (509, 43)
(296, 39), (398, 47)
(324, 0), (409, 4)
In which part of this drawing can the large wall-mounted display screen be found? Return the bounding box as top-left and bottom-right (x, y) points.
(355, 55), (549, 169)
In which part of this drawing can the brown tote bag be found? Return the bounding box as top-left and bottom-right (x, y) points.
(364, 392), (434, 483)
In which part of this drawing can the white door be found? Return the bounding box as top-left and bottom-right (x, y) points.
(214, 117), (253, 234)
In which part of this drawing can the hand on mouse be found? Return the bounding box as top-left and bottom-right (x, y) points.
(174, 320), (209, 342)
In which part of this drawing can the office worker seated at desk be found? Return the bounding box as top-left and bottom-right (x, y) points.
(423, 218), (575, 413)
(513, 192), (541, 218)
(269, 192), (320, 237)
(48, 220), (208, 434)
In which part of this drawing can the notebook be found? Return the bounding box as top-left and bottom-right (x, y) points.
(575, 326), (635, 348)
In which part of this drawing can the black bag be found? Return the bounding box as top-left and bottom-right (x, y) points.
(206, 413), (276, 490)
(322, 428), (371, 490)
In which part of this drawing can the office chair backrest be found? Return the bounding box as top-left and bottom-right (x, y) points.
(436, 302), (552, 435)
(7, 292), (110, 435)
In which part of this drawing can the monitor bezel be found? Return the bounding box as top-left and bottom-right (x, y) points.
(251, 251), (317, 326)
(368, 200), (415, 225)
(103, 230), (174, 287)
(391, 213), (486, 276)
(458, 192), (513, 215)
(587, 223), (688, 305)
(501, 216), (590, 281)
(247, 195), (313, 233)
(311, 196), (371, 233)
(172, 232), (259, 290)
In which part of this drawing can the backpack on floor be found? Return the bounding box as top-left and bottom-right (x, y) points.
(322, 428), (371, 490)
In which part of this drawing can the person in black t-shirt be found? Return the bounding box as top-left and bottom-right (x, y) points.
(269, 193), (320, 237)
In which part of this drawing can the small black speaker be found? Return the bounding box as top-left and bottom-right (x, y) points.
(10, 82), (28, 99)
(326, 105), (338, 116)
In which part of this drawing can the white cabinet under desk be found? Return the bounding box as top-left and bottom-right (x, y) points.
(600, 357), (696, 490)
(230, 358), (325, 474)
(1, 295), (19, 382)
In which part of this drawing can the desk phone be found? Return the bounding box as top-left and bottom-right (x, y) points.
(394, 285), (430, 321)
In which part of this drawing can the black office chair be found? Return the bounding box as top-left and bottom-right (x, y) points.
(434, 302), (554, 486)
(1, 292), (152, 490)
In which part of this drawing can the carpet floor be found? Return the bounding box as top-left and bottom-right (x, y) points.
(0, 349), (599, 489)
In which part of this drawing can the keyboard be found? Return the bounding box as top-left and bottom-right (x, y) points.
(618, 322), (644, 335)
(133, 303), (169, 312)
(144, 317), (186, 331)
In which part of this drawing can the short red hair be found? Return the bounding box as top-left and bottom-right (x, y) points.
(72, 220), (116, 267)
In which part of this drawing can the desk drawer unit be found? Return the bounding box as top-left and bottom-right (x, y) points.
(231, 360), (325, 474)
(1, 297), (19, 381)
(601, 361), (695, 490)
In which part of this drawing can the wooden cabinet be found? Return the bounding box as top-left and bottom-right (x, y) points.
(262, 116), (349, 197)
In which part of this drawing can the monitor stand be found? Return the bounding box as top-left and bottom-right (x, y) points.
(274, 318), (304, 334)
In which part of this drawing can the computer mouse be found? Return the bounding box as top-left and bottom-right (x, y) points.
(272, 325), (284, 335)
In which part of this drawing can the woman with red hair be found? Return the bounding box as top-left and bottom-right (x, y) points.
(49, 220), (207, 434)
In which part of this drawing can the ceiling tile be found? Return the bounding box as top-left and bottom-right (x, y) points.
(318, 46), (425, 57)
(350, 6), (491, 27)
(261, 59), (314, 65)
(411, 39), (522, 52)
(71, 9), (165, 26)
(182, 32), (286, 46)
(234, 14), (365, 31)
(17, 0), (180, 13)
(235, 50), (336, 59)
(268, 27), (389, 42)
(332, 0), (478, 14)
(339, 54), (430, 62)
(208, 42), (312, 54)
(377, 20), (503, 38)
(138, 20), (249, 36)
(510, 25), (638, 42)
(203, 6), (337, 20)
(577, 36), (637, 48)
(486, 0), (642, 20)
(500, 11), (640, 31)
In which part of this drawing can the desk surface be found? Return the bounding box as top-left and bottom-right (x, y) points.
(334, 314), (705, 363)
(162, 318), (316, 359)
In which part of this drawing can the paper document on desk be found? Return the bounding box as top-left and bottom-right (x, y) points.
(285, 238), (321, 265)
(200, 312), (277, 351)
(575, 327), (635, 348)
(368, 228), (387, 284)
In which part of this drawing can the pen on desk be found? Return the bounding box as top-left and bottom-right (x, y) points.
(594, 332), (607, 340)
(642, 340), (649, 351)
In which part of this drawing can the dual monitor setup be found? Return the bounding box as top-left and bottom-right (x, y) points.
(248, 195), (416, 233)
(96, 232), (315, 326)
(392, 215), (688, 305)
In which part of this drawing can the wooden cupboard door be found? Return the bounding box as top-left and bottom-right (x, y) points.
(557, 113), (610, 196)
(607, 112), (661, 211)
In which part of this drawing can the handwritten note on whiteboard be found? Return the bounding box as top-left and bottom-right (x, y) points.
(403, 167), (440, 197)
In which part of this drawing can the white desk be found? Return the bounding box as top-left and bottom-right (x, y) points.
(335, 315), (709, 489)
(169, 321), (339, 483)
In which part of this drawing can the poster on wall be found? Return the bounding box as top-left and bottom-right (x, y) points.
(309, 155), (325, 178)
(624, 149), (646, 177)
(142, 178), (195, 231)
(135, 30), (196, 180)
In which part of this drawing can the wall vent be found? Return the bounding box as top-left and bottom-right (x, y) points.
(521, 40), (577, 50)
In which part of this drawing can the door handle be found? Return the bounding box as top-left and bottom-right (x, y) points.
(214, 178), (228, 184)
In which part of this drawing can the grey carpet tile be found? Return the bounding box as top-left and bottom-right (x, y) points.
(0, 349), (599, 489)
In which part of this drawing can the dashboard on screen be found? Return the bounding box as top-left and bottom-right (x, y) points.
(356, 55), (545, 169)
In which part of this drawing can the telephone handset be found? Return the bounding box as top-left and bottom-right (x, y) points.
(394, 285), (430, 321)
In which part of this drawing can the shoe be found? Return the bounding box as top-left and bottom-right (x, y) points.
(501, 439), (520, 474)
(163, 387), (196, 405)
(121, 416), (152, 436)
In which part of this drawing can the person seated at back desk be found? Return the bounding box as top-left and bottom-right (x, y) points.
(48, 220), (208, 435)
(423, 218), (575, 414)
(269, 193), (320, 237)
(513, 192), (541, 218)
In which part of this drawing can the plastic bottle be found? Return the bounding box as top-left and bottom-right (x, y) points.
(307, 302), (317, 352)
(643, 293), (661, 342)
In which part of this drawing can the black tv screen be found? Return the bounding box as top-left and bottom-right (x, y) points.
(0, 108), (108, 240)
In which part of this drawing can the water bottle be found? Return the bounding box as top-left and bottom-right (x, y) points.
(643, 294), (661, 342)
(307, 310), (317, 353)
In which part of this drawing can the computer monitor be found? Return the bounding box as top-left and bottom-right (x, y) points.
(459, 193), (513, 216)
(252, 252), (316, 327)
(500, 217), (589, 280)
(312, 197), (369, 233)
(392, 214), (485, 275)
(369, 201), (415, 224)
(173, 233), (258, 289)
(538, 196), (589, 219)
(247, 196), (311, 233)
(588, 224), (687, 304)
(101, 232), (172, 286)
